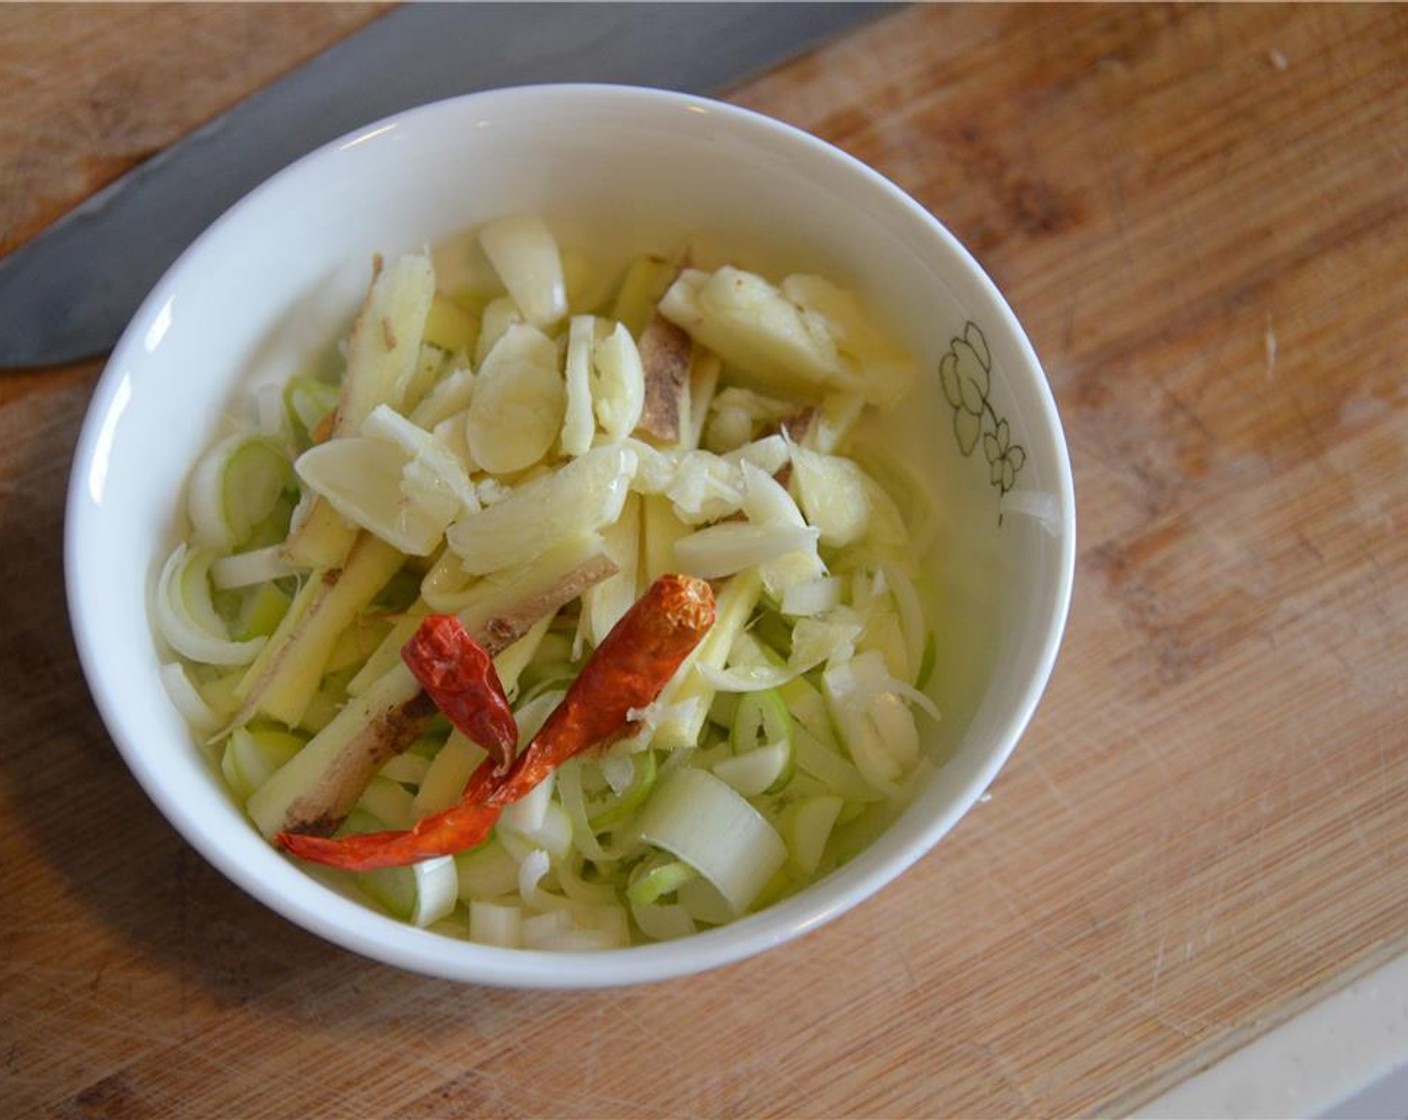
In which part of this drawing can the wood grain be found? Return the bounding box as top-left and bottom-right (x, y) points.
(0, 3), (387, 258)
(3, 4), (1408, 1117)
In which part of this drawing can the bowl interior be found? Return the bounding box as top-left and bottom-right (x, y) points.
(67, 85), (1074, 986)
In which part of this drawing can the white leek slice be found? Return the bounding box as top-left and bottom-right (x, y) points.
(740, 459), (825, 594)
(636, 767), (787, 914)
(555, 760), (612, 862)
(464, 323), (565, 475)
(479, 215), (567, 329)
(515, 848), (566, 911)
(697, 660), (800, 694)
(220, 726), (303, 800)
(500, 771), (556, 836)
(470, 900), (523, 947)
(847, 647), (941, 722)
(673, 521), (818, 580)
(154, 544), (267, 666)
(209, 544), (297, 591)
(555, 855), (621, 906)
(881, 562), (928, 686)
(626, 860), (698, 906)
(631, 899), (697, 941)
(410, 856), (459, 928)
(586, 751), (657, 834)
(712, 740), (792, 798)
(357, 774), (417, 830)
(499, 801), (573, 864)
(592, 322), (646, 441)
(446, 444), (635, 574)
(868, 691), (921, 771)
(520, 912), (585, 946)
(822, 650), (935, 788)
(780, 575), (845, 617)
(792, 725), (886, 802)
(780, 794), (845, 876)
(253, 382), (287, 437)
(600, 754), (637, 796)
(186, 433), (294, 552)
(857, 474), (917, 571)
(284, 377), (339, 442)
(789, 615), (863, 672)
(560, 315), (596, 456)
(522, 905), (629, 951)
(858, 602), (911, 684)
(677, 874), (742, 926)
(159, 661), (224, 736)
(521, 906), (572, 942)
(730, 687), (789, 752)
(456, 840), (520, 900)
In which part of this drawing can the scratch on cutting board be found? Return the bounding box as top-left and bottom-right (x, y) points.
(1264, 312), (1278, 379)
(1310, 743), (1380, 867)
(979, 849), (1206, 1036)
(976, 1039), (1033, 1114)
(1151, 928), (1169, 994)
(1028, 754), (1079, 820)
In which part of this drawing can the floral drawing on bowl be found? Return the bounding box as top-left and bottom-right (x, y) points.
(939, 322), (1026, 507)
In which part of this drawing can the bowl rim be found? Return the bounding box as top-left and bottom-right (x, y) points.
(64, 82), (1076, 987)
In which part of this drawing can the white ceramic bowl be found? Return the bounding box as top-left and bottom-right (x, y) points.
(66, 84), (1074, 987)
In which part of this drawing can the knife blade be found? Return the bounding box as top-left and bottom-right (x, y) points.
(0, 2), (892, 369)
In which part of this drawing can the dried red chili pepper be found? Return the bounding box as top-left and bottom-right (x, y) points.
(488, 573), (715, 805)
(278, 763), (501, 872)
(277, 575), (715, 872)
(401, 614), (518, 772)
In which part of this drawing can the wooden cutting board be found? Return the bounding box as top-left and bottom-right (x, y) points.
(3, 5), (1407, 1116)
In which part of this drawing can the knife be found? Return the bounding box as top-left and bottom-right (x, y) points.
(0, 2), (891, 369)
